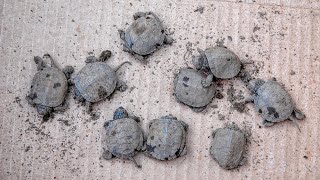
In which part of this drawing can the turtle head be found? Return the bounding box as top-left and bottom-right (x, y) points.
(248, 79), (265, 93)
(192, 48), (209, 70)
(113, 107), (128, 120)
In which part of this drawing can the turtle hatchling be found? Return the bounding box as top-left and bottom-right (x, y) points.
(193, 46), (241, 82)
(174, 67), (216, 112)
(144, 114), (188, 161)
(210, 124), (247, 170)
(247, 78), (305, 129)
(102, 107), (144, 168)
(119, 11), (173, 62)
(26, 54), (74, 121)
(72, 50), (130, 113)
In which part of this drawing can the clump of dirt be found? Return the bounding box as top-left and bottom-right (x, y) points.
(194, 6), (204, 14)
(227, 84), (247, 113)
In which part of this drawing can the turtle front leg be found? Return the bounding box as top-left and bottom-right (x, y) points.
(26, 95), (36, 107)
(192, 55), (204, 70)
(62, 66), (74, 79)
(36, 105), (52, 116)
(73, 88), (86, 103)
(134, 54), (147, 63)
(129, 116), (140, 123)
(116, 80), (128, 92)
(85, 101), (93, 113)
(201, 73), (213, 88)
(164, 35), (174, 45)
(85, 55), (99, 64)
(133, 12), (146, 20)
(102, 149), (113, 160)
(99, 50), (112, 62)
(118, 29), (125, 40)
(43, 54), (57, 68)
(34, 56), (47, 70)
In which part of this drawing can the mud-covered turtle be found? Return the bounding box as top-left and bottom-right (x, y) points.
(193, 46), (241, 83)
(102, 107), (144, 168)
(246, 78), (305, 129)
(119, 11), (173, 62)
(72, 50), (130, 113)
(210, 124), (247, 170)
(174, 68), (216, 112)
(26, 54), (74, 120)
(144, 114), (188, 161)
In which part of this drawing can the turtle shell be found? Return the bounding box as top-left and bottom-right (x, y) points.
(124, 12), (165, 56)
(104, 118), (144, 159)
(145, 115), (187, 160)
(205, 46), (241, 79)
(210, 128), (246, 170)
(174, 68), (215, 108)
(31, 67), (67, 107)
(254, 80), (294, 123)
(74, 62), (118, 103)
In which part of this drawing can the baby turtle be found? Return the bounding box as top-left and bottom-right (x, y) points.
(174, 68), (216, 112)
(26, 54), (74, 120)
(102, 107), (144, 168)
(210, 124), (247, 170)
(119, 11), (173, 62)
(193, 46), (241, 84)
(72, 50), (130, 113)
(144, 114), (188, 161)
(246, 78), (305, 129)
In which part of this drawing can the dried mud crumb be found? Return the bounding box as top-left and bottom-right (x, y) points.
(194, 6), (204, 14)
(218, 114), (225, 121)
(290, 70), (296, 75)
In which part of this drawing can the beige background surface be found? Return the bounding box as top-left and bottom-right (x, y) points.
(0, 0), (319, 179)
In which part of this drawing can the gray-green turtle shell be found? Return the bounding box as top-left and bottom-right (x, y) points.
(210, 128), (246, 170)
(174, 68), (215, 108)
(124, 12), (165, 56)
(74, 62), (118, 103)
(104, 118), (144, 159)
(31, 67), (68, 107)
(205, 46), (241, 79)
(254, 80), (294, 123)
(145, 115), (187, 160)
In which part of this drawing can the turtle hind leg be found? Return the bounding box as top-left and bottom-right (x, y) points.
(293, 108), (305, 120)
(289, 116), (302, 132)
(262, 119), (274, 127)
(191, 106), (206, 112)
(26, 95), (36, 107)
(128, 157), (142, 168)
(36, 105), (53, 123)
(116, 80), (128, 92)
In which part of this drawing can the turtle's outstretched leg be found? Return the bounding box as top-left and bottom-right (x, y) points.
(99, 50), (112, 62)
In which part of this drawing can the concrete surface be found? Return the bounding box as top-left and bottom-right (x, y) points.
(0, 0), (319, 179)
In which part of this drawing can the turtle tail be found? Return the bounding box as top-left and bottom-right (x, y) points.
(115, 61), (132, 72)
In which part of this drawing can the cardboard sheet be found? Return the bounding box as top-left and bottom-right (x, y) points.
(0, 0), (319, 179)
